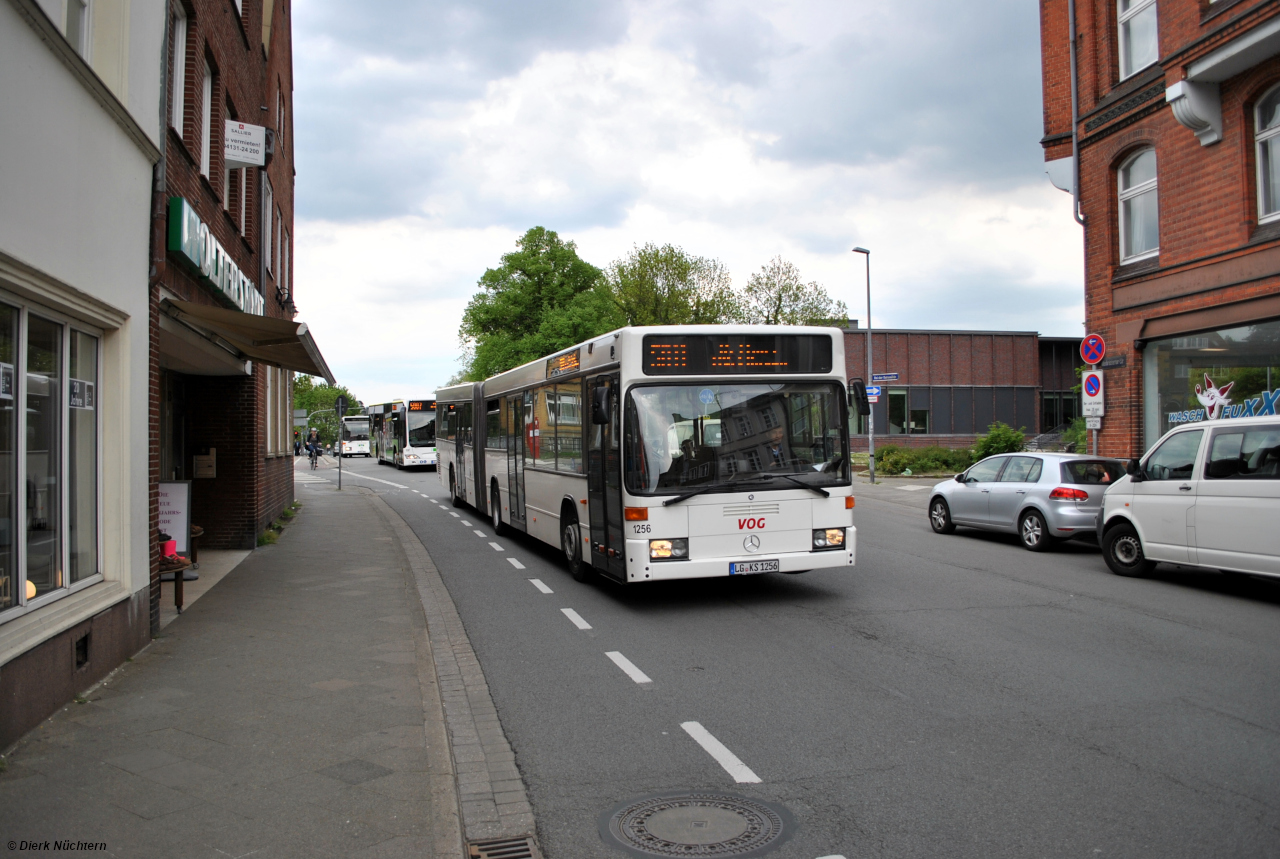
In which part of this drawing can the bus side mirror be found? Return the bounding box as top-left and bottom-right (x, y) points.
(849, 379), (871, 417)
(592, 386), (611, 424)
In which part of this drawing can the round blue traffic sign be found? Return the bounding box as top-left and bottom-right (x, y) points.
(699, 388), (716, 405)
(1084, 374), (1101, 397)
(1081, 334), (1106, 366)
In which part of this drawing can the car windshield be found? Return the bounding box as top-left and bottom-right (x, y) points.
(408, 411), (435, 446)
(624, 382), (849, 495)
(342, 419), (370, 441)
(1061, 460), (1123, 484)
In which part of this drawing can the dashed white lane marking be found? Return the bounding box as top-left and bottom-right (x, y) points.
(561, 608), (592, 630)
(473, 530), (486, 537)
(507, 558), (526, 569)
(489, 542), (505, 552)
(897, 486), (928, 492)
(449, 512), (460, 518)
(529, 579), (553, 594)
(816, 855), (848, 859)
(680, 721), (761, 784)
(460, 520), (473, 526)
(333, 471), (408, 489)
(606, 651), (652, 684)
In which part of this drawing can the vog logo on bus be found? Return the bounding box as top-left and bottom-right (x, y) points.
(738, 517), (766, 530)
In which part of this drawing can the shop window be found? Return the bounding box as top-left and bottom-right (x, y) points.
(1143, 319), (1280, 446)
(0, 302), (102, 617)
(1256, 85), (1280, 223)
(887, 389), (907, 434)
(1118, 0), (1158, 81)
(1119, 149), (1159, 263)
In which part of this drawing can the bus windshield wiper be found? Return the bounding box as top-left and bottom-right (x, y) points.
(732, 473), (830, 498)
(662, 484), (723, 506)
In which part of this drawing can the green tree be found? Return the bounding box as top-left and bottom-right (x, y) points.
(741, 257), (848, 326)
(293, 375), (363, 448)
(608, 243), (743, 326)
(458, 227), (622, 380)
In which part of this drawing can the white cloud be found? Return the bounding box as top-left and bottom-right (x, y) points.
(293, 0), (1082, 405)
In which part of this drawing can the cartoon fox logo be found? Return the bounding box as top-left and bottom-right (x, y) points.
(1194, 374), (1235, 420)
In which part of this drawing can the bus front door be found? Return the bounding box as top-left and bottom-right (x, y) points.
(507, 394), (527, 530)
(588, 375), (625, 580)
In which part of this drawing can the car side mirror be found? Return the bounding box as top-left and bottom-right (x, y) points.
(849, 379), (871, 417)
(955, 473), (966, 483)
(591, 385), (611, 424)
(1126, 459), (1146, 482)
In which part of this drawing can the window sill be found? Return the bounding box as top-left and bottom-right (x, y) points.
(0, 580), (128, 668)
(1113, 255), (1161, 281)
(1250, 218), (1280, 245)
(1202, 0), (1247, 24)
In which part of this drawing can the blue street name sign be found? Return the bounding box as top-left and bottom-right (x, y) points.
(871, 373), (899, 382)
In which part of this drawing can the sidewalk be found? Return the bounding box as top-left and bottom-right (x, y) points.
(0, 481), (464, 858)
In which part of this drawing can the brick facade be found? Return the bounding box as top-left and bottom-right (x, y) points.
(1040, 0), (1280, 458)
(150, 0), (298, 628)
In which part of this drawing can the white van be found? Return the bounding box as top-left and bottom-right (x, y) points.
(1098, 415), (1280, 578)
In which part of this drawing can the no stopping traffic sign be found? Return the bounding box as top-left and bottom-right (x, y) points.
(1081, 333), (1106, 366)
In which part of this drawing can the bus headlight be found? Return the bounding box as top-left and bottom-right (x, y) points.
(812, 528), (845, 550)
(649, 538), (689, 560)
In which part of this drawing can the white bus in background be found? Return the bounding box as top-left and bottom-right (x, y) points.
(367, 399), (437, 468)
(340, 414), (372, 457)
(436, 326), (855, 585)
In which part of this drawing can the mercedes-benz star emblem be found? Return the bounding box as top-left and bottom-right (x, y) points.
(744, 535), (761, 553)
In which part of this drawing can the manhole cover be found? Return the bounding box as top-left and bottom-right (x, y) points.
(600, 791), (793, 858)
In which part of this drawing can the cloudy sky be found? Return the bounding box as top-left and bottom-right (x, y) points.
(292, 0), (1083, 405)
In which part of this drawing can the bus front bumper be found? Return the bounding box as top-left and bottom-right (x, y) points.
(625, 527), (856, 582)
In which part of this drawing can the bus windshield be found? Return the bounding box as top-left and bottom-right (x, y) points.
(625, 382), (849, 495)
(408, 411), (435, 446)
(342, 418), (370, 441)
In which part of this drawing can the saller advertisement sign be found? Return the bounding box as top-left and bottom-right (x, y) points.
(1167, 373), (1280, 425)
(224, 120), (266, 168)
(167, 197), (264, 315)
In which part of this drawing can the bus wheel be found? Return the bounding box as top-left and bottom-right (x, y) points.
(562, 516), (590, 583)
(490, 484), (504, 535)
(450, 471), (463, 508)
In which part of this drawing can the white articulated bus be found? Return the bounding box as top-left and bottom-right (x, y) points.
(340, 414), (372, 457)
(436, 326), (855, 584)
(367, 399), (437, 468)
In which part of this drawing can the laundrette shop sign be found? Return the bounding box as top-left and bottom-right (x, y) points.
(1167, 373), (1280, 424)
(167, 197), (264, 315)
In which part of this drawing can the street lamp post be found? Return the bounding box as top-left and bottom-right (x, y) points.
(852, 247), (875, 484)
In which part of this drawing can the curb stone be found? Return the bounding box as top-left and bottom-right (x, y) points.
(367, 490), (542, 857)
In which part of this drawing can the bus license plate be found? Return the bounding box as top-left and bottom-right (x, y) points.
(730, 559), (779, 575)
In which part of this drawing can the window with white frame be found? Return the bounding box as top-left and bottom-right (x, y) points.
(1118, 0), (1159, 80)
(263, 178), (273, 270)
(200, 60), (213, 177)
(65, 0), (89, 58)
(266, 366), (276, 453)
(275, 207), (282, 279)
(239, 169), (248, 235)
(282, 229), (290, 299)
(170, 5), (186, 132)
(1257, 85), (1280, 223)
(1119, 148), (1159, 262)
(0, 299), (102, 618)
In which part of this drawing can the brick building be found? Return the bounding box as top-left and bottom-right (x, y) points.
(151, 0), (331, 629)
(844, 328), (1084, 449)
(1040, 0), (1280, 458)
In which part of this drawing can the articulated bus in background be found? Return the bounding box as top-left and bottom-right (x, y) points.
(340, 414), (372, 457)
(367, 399), (437, 469)
(436, 326), (855, 584)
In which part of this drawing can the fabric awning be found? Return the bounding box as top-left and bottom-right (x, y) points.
(162, 299), (336, 384)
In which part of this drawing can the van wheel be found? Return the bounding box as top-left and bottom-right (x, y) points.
(562, 514), (590, 582)
(1103, 522), (1153, 577)
(1019, 510), (1052, 552)
(490, 484), (504, 534)
(929, 497), (956, 534)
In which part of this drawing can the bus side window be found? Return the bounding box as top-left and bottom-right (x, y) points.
(557, 382), (583, 473)
(486, 399), (502, 449)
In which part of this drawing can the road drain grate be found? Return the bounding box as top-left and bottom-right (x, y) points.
(601, 791), (793, 857)
(468, 836), (538, 859)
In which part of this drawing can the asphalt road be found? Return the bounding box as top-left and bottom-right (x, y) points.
(317, 456), (1280, 859)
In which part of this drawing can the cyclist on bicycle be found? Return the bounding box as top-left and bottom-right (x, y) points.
(306, 429), (321, 469)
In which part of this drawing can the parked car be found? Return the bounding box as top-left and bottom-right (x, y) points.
(928, 453), (1126, 551)
(1098, 415), (1280, 578)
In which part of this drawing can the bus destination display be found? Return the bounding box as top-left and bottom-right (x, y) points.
(642, 334), (833, 375)
(546, 349), (581, 378)
(408, 400), (435, 412)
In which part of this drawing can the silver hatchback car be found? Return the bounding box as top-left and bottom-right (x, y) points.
(928, 453), (1126, 551)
